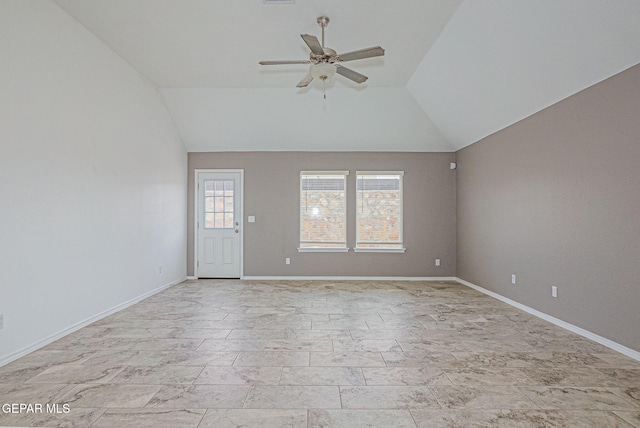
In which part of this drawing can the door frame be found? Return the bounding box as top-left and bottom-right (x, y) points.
(194, 168), (244, 279)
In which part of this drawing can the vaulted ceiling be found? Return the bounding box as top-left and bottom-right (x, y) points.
(53, 0), (640, 152)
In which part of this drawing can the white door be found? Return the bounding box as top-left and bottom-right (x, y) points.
(197, 170), (242, 278)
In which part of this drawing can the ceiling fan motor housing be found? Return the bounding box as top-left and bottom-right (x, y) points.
(310, 48), (337, 64)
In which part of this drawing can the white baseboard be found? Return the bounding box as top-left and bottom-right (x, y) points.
(454, 277), (640, 362)
(242, 276), (457, 281)
(0, 277), (186, 367)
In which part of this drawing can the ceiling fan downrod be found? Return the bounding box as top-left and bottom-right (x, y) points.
(317, 16), (329, 48)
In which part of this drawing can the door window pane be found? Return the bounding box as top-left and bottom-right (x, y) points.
(203, 179), (235, 229)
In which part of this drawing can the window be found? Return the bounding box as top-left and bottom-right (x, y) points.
(299, 171), (349, 251)
(356, 171), (405, 252)
(203, 179), (235, 229)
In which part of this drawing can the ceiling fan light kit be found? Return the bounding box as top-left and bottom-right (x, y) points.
(259, 16), (385, 91)
(310, 62), (336, 83)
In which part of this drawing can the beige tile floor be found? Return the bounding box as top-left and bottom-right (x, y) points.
(1, 279), (639, 427)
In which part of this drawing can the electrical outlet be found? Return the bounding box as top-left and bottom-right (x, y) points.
(552, 286), (558, 298)
(435, 259), (440, 266)
(511, 274), (516, 284)
(0, 313), (4, 330)
(285, 258), (291, 265)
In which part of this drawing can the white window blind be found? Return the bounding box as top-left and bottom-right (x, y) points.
(356, 171), (404, 251)
(299, 171), (348, 250)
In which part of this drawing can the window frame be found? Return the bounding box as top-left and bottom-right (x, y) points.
(354, 171), (406, 253)
(298, 170), (350, 253)
(202, 178), (236, 230)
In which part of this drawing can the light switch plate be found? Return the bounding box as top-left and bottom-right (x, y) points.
(248, 216), (256, 223)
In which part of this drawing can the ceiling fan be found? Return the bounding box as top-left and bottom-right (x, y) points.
(259, 16), (385, 88)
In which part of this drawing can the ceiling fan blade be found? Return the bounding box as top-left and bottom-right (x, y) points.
(296, 73), (313, 88)
(338, 46), (385, 62)
(301, 34), (325, 56)
(259, 60), (312, 65)
(336, 64), (368, 84)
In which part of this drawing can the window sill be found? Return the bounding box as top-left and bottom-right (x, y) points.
(354, 247), (406, 253)
(298, 247), (350, 253)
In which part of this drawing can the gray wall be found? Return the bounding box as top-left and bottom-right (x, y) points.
(456, 64), (640, 351)
(188, 152), (456, 277)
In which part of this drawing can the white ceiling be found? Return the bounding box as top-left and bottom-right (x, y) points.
(408, 0), (640, 149)
(53, 0), (640, 152)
